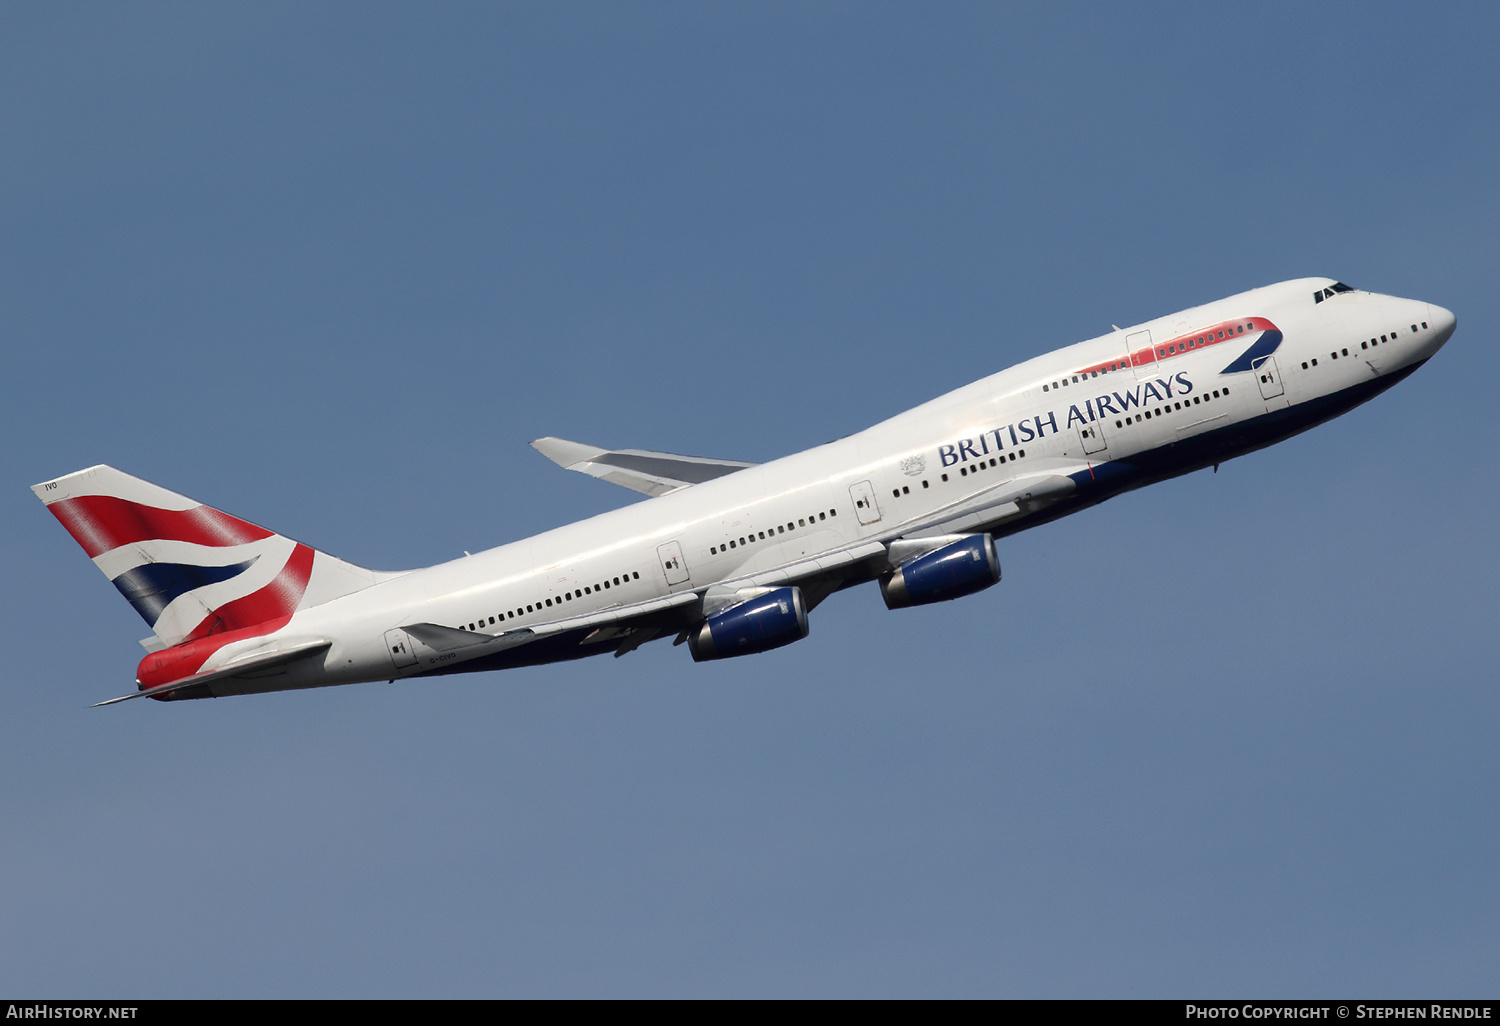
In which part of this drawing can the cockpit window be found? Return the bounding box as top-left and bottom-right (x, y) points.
(1313, 282), (1356, 303)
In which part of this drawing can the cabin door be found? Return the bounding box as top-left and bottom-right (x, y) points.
(1078, 419), (1108, 455)
(657, 541), (691, 586)
(1126, 329), (1157, 379)
(849, 480), (882, 525)
(384, 629), (418, 671)
(1253, 355), (1286, 400)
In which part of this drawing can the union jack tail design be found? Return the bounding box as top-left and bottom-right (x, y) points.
(32, 465), (386, 649)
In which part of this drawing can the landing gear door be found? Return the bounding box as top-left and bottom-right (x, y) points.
(1078, 420), (1108, 455)
(1253, 355), (1286, 400)
(850, 480), (882, 525)
(657, 541), (690, 586)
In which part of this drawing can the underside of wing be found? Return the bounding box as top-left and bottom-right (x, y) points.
(531, 437), (757, 497)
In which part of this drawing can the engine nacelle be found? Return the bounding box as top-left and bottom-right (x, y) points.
(688, 586), (809, 662)
(880, 534), (1001, 610)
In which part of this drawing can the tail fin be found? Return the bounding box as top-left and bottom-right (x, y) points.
(33, 465), (389, 648)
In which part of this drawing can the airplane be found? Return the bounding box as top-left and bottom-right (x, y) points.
(32, 277), (1456, 706)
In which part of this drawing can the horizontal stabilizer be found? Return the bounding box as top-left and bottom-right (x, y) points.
(94, 638), (331, 707)
(531, 437), (756, 497)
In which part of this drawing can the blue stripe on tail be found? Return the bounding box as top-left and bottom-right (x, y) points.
(111, 558), (258, 626)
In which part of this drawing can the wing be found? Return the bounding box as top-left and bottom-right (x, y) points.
(531, 437), (757, 497)
(396, 465), (1088, 672)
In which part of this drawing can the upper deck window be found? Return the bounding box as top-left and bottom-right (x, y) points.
(1313, 282), (1356, 303)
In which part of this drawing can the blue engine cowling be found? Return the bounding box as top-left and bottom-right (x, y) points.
(880, 534), (1001, 610)
(688, 586), (809, 662)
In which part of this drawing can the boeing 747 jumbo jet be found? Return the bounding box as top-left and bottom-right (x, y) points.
(35, 278), (1455, 705)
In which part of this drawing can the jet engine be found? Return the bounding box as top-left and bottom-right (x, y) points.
(687, 586), (809, 662)
(880, 534), (1001, 610)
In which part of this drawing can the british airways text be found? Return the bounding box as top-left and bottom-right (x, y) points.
(938, 373), (1195, 466)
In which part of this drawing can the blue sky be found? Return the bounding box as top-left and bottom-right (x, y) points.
(2, 2), (1497, 997)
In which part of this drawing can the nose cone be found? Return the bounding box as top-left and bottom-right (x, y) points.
(1428, 304), (1457, 348)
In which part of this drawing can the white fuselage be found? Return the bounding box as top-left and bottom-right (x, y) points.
(205, 278), (1455, 696)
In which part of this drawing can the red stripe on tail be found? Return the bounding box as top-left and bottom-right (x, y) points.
(48, 495), (273, 558)
(136, 544), (317, 690)
(185, 543), (315, 641)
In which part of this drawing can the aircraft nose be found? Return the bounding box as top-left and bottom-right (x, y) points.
(1427, 303), (1457, 347)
